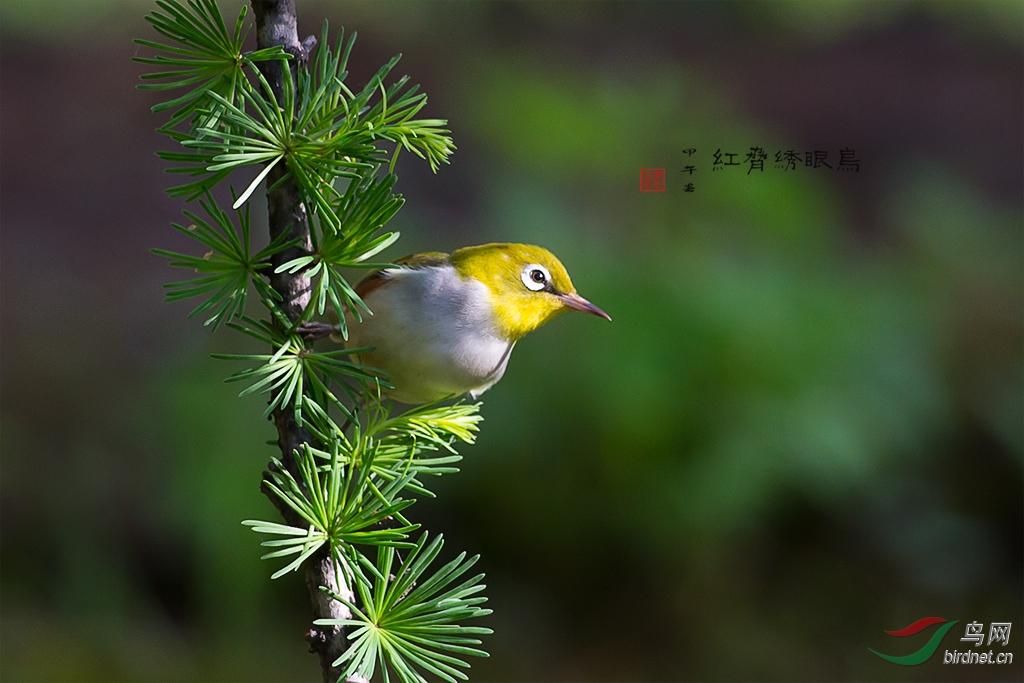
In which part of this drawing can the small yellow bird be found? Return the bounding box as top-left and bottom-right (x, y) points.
(305, 243), (610, 404)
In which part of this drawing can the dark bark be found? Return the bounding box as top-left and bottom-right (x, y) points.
(251, 0), (312, 321)
(250, 3), (353, 682)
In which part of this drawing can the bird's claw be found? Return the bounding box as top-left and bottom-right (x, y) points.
(297, 321), (339, 341)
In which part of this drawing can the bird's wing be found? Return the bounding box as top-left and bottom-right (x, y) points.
(354, 251), (450, 299)
(394, 251), (451, 269)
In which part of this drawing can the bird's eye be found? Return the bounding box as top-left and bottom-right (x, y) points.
(521, 263), (550, 291)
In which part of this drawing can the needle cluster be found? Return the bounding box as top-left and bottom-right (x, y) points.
(137, 2), (490, 681)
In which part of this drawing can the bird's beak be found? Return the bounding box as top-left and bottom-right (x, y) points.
(559, 292), (612, 321)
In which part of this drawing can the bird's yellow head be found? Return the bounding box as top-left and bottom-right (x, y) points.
(451, 243), (610, 341)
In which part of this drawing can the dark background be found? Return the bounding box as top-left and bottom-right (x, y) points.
(1, 1), (1021, 681)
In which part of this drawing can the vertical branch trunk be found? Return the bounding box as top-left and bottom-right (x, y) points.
(250, 2), (352, 682)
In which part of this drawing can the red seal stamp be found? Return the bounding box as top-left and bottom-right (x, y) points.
(639, 168), (665, 192)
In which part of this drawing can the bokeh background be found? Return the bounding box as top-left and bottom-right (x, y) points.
(2, 1), (1021, 681)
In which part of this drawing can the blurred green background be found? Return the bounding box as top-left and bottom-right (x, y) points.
(1, 1), (1021, 681)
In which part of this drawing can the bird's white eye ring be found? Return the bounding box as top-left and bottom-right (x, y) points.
(521, 263), (550, 291)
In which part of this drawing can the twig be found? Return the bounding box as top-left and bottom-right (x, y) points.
(249, 2), (352, 682)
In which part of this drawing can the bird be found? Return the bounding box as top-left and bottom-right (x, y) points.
(303, 243), (610, 404)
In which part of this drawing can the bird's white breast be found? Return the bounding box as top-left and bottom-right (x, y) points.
(347, 265), (514, 404)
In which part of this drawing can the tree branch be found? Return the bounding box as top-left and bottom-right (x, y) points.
(250, 2), (352, 682)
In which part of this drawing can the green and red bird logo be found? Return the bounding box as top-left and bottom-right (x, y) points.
(869, 617), (959, 665)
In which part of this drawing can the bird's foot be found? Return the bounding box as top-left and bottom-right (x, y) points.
(296, 321), (340, 341)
